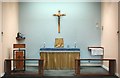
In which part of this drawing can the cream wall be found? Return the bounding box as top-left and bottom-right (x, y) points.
(0, 1), (3, 77)
(0, 1), (119, 77)
(2, 2), (19, 58)
(1, 2), (19, 76)
(101, 2), (118, 76)
(118, 2), (120, 77)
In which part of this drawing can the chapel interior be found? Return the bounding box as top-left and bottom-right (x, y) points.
(0, 0), (120, 78)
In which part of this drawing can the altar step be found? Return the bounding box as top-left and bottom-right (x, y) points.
(2, 66), (119, 78)
(8, 66), (109, 76)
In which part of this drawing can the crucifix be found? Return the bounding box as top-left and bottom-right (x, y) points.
(53, 10), (66, 33)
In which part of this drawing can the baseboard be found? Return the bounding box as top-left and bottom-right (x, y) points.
(102, 65), (109, 71)
(0, 73), (5, 77)
(102, 65), (120, 77)
(26, 64), (38, 67)
(81, 64), (102, 66)
(26, 63), (102, 67)
(115, 73), (119, 77)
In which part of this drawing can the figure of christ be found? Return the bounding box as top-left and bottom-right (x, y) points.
(53, 10), (66, 33)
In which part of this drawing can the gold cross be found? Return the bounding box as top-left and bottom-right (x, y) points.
(53, 10), (66, 33)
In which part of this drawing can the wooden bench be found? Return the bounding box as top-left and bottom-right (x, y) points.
(75, 59), (116, 76)
(4, 59), (44, 76)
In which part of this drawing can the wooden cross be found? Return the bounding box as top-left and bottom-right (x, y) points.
(53, 10), (66, 33)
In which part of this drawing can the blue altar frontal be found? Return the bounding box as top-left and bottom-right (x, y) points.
(40, 48), (80, 52)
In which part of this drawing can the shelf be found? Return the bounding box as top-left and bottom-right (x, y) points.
(88, 47), (104, 56)
(88, 47), (104, 51)
(16, 37), (25, 41)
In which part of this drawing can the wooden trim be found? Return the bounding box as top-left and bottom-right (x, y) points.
(5, 59), (44, 61)
(75, 59), (115, 61)
(13, 44), (26, 48)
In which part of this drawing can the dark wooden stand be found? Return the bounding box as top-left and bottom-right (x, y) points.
(13, 44), (26, 71)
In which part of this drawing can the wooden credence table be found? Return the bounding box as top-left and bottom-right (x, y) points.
(75, 59), (116, 76)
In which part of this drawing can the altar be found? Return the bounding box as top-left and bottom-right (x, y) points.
(40, 48), (80, 70)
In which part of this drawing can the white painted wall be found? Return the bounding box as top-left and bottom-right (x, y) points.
(1, 2), (19, 76)
(101, 2), (118, 76)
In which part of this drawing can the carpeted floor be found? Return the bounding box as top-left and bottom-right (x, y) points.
(1, 75), (119, 78)
(2, 66), (119, 78)
(26, 66), (109, 76)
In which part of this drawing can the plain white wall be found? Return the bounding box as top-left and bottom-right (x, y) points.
(101, 2), (118, 76)
(1, 2), (19, 76)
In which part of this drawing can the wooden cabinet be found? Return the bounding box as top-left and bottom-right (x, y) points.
(13, 50), (25, 71)
(16, 51), (24, 69)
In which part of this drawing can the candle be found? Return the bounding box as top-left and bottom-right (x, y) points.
(74, 42), (76, 48)
(43, 42), (45, 48)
